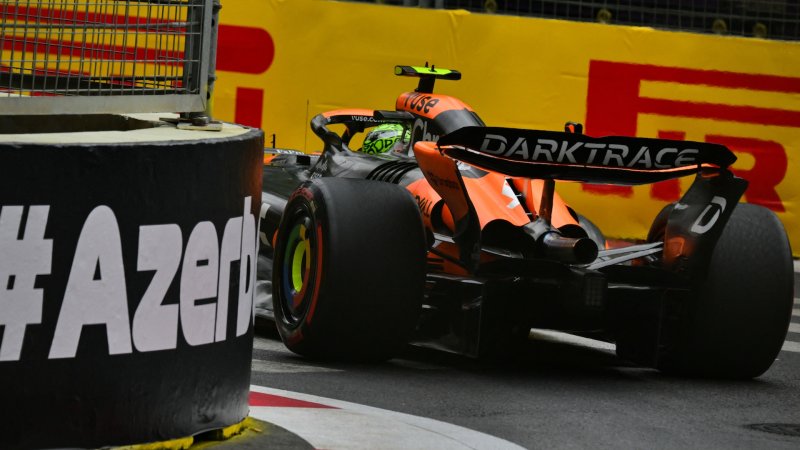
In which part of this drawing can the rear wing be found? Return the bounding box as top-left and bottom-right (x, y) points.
(418, 126), (747, 279)
(436, 126), (737, 185)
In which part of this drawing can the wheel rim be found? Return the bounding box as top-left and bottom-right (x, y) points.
(279, 212), (318, 326)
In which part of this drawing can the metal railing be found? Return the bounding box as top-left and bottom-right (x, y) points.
(356, 1), (799, 41)
(0, 0), (216, 115)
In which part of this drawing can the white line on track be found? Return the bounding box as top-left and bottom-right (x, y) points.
(783, 256), (800, 352)
(249, 385), (525, 450)
(782, 341), (800, 353)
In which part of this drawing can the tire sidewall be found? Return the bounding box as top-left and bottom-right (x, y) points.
(272, 178), (427, 361)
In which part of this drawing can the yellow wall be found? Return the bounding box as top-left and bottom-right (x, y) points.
(215, 0), (800, 254)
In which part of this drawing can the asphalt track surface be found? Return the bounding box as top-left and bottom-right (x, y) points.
(241, 261), (800, 449)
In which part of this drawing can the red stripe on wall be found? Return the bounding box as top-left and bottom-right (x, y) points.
(594, 61), (800, 93)
(637, 98), (800, 128)
(235, 87), (264, 128)
(217, 25), (274, 74)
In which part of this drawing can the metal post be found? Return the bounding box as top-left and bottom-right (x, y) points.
(539, 179), (555, 224)
(205, 0), (221, 118)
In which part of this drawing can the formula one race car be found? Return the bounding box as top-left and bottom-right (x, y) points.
(256, 65), (794, 379)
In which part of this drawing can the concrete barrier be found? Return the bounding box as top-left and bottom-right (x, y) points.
(0, 114), (263, 449)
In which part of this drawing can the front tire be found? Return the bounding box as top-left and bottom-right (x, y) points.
(273, 178), (427, 361)
(654, 203), (794, 378)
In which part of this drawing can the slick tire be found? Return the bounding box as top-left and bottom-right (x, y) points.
(653, 203), (794, 378)
(272, 178), (426, 361)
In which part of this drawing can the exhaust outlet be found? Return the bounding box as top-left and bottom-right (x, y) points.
(540, 233), (599, 264)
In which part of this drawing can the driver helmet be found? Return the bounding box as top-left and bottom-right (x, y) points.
(361, 123), (410, 155)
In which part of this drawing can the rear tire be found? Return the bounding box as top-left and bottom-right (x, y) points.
(654, 203), (794, 378)
(273, 178), (426, 361)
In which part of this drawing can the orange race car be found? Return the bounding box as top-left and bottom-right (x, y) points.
(256, 65), (794, 378)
